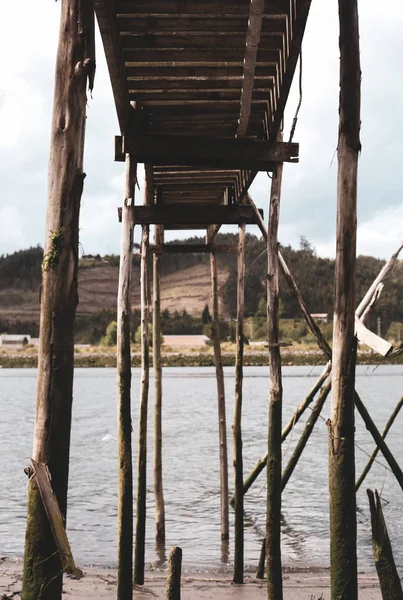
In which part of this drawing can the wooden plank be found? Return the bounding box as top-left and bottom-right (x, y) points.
(123, 133), (298, 169)
(31, 460), (82, 580)
(123, 47), (281, 62)
(126, 66), (277, 78)
(355, 319), (393, 357)
(118, 16), (286, 34)
(94, 0), (131, 132)
(120, 32), (284, 50)
(117, 0), (291, 15)
(132, 204), (262, 225)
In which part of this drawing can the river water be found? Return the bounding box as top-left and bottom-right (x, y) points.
(1, 365), (402, 573)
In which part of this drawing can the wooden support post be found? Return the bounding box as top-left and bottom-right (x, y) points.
(356, 398), (403, 492)
(367, 490), (403, 600)
(153, 225), (165, 542)
(22, 1), (95, 598)
(233, 223), (245, 584)
(329, 0), (361, 597)
(166, 547), (182, 600)
(134, 216), (150, 585)
(256, 537), (266, 580)
(116, 155), (136, 600)
(266, 159), (284, 600)
(210, 250), (229, 541)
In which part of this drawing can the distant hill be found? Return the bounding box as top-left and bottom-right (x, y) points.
(1, 235), (402, 342)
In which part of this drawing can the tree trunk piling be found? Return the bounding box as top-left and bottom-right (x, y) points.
(356, 398), (403, 492)
(22, 1), (95, 597)
(117, 155), (136, 599)
(153, 224), (166, 542)
(233, 223), (245, 584)
(329, 0), (361, 596)
(266, 158), (284, 600)
(166, 547), (182, 600)
(134, 220), (150, 585)
(210, 250), (229, 541)
(256, 537), (266, 580)
(367, 489), (403, 600)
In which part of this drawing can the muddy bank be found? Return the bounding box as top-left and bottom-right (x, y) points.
(0, 558), (382, 599)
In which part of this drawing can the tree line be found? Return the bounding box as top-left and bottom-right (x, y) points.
(1, 236), (402, 342)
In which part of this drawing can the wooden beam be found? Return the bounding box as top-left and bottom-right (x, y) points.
(122, 133), (298, 170)
(117, 0), (291, 15)
(149, 243), (237, 254)
(269, 0), (312, 139)
(132, 205), (262, 226)
(94, 0), (131, 132)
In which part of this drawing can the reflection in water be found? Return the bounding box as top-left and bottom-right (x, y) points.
(155, 541), (167, 568)
(220, 540), (229, 565)
(1, 365), (403, 572)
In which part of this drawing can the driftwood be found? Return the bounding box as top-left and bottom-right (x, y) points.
(356, 398), (403, 492)
(22, 1), (95, 598)
(30, 460), (82, 580)
(233, 223), (245, 584)
(153, 225), (165, 542)
(210, 250), (229, 541)
(166, 547), (182, 600)
(367, 489), (403, 600)
(117, 155), (136, 599)
(266, 156), (284, 600)
(134, 222), (150, 585)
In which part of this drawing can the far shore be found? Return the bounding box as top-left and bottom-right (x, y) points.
(0, 558), (382, 599)
(0, 345), (402, 369)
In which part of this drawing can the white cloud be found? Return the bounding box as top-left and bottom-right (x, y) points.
(0, 1), (402, 259)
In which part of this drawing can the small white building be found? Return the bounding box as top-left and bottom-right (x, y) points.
(162, 335), (210, 348)
(0, 334), (32, 348)
(310, 313), (328, 324)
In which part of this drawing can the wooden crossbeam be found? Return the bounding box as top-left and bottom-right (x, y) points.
(119, 134), (298, 170)
(132, 204), (263, 226)
(149, 243), (238, 254)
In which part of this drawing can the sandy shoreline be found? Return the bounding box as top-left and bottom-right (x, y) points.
(0, 558), (383, 599)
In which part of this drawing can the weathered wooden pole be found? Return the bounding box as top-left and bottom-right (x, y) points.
(266, 158), (284, 600)
(153, 224), (165, 541)
(210, 249), (229, 541)
(329, 0), (361, 597)
(166, 546), (182, 600)
(256, 537), (266, 579)
(22, 2), (95, 598)
(233, 222), (245, 584)
(134, 210), (150, 584)
(116, 155), (136, 599)
(367, 489), (403, 600)
(356, 398), (403, 492)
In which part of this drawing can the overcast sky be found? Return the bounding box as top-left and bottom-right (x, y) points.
(1, 1), (402, 259)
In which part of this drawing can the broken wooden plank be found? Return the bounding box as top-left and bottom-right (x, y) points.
(30, 459), (82, 580)
(355, 319), (393, 357)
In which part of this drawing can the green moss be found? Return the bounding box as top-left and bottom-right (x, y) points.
(42, 227), (65, 272)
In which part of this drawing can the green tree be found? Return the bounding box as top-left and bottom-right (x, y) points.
(101, 321), (117, 346)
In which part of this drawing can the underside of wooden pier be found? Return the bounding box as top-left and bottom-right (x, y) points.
(94, 0), (310, 231)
